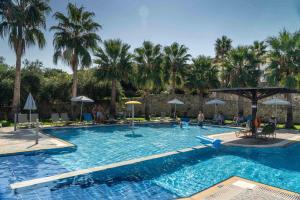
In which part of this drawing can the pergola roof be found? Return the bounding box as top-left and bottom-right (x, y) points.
(210, 87), (300, 100)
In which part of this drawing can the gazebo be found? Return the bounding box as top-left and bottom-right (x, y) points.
(210, 87), (300, 136)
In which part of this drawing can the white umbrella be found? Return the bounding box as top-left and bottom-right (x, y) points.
(167, 98), (184, 118)
(205, 99), (225, 116)
(71, 96), (94, 121)
(24, 93), (37, 123)
(262, 98), (291, 120)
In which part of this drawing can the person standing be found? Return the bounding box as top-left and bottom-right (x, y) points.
(197, 111), (205, 127)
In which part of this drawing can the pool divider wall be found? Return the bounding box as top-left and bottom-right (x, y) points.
(12, 145), (219, 194)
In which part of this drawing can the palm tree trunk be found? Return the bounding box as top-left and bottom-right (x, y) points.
(171, 68), (176, 95)
(285, 93), (294, 128)
(198, 90), (204, 111)
(110, 79), (117, 118)
(12, 47), (22, 114)
(144, 91), (150, 120)
(71, 66), (78, 98)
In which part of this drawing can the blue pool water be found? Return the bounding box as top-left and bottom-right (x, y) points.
(44, 123), (237, 170)
(0, 124), (299, 200)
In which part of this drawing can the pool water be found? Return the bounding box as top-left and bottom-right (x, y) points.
(1, 124), (300, 200)
(45, 124), (237, 170)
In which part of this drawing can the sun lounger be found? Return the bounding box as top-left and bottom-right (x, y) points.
(61, 113), (70, 122)
(83, 113), (93, 124)
(235, 120), (252, 137)
(30, 113), (39, 124)
(17, 113), (29, 128)
(257, 123), (276, 139)
(51, 113), (60, 125)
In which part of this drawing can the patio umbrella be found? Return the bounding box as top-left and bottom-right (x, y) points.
(167, 98), (184, 118)
(262, 98), (290, 120)
(205, 99), (225, 116)
(71, 96), (94, 121)
(125, 101), (142, 126)
(23, 93), (37, 123)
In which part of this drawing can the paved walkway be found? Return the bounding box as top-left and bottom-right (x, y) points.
(179, 176), (300, 200)
(0, 127), (74, 155)
(210, 129), (300, 148)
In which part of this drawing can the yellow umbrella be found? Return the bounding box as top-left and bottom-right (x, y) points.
(125, 101), (142, 126)
(125, 101), (142, 105)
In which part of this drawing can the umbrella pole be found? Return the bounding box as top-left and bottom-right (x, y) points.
(29, 109), (31, 124)
(174, 104), (177, 119)
(80, 101), (83, 121)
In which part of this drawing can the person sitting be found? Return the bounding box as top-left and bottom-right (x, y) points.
(218, 112), (225, 125)
(197, 111), (205, 127)
(233, 113), (245, 126)
(268, 116), (277, 126)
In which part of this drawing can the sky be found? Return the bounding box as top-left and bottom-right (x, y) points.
(1, 0), (300, 73)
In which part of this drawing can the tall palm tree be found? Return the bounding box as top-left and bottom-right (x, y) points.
(94, 39), (132, 117)
(250, 41), (267, 84)
(266, 30), (300, 128)
(214, 36), (232, 86)
(134, 41), (163, 120)
(163, 42), (191, 95)
(225, 46), (261, 114)
(51, 3), (101, 97)
(0, 0), (51, 113)
(185, 56), (220, 110)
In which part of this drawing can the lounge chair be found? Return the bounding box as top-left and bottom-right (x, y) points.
(17, 113), (29, 128)
(83, 113), (93, 124)
(257, 124), (276, 139)
(61, 113), (70, 122)
(235, 120), (252, 137)
(30, 113), (39, 124)
(51, 113), (60, 125)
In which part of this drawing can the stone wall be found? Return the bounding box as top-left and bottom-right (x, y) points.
(121, 93), (300, 124)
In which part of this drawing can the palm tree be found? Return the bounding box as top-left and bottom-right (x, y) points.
(185, 56), (220, 110)
(0, 0), (51, 113)
(250, 41), (267, 84)
(225, 46), (261, 114)
(134, 41), (163, 120)
(266, 30), (300, 128)
(51, 3), (101, 97)
(163, 42), (191, 95)
(94, 39), (132, 117)
(214, 36), (232, 86)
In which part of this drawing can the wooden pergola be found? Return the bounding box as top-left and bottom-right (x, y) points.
(210, 87), (300, 136)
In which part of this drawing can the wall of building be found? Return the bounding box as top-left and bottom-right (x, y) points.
(122, 93), (300, 124)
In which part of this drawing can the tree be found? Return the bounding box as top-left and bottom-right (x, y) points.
(185, 56), (220, 110)
(265, 30), (300, 128)
(134, 41), (163, 120)
(214, 36), (232, 86)
(94, 39), (132, 117)
(51, 3), (101, 97)
(0, 0), (51, 113)
(224, 46), (261, 114)
(163, 42), (191, 95)
(250, 41), (267, 84)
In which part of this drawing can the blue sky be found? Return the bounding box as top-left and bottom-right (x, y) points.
(1, 0), (300, 72)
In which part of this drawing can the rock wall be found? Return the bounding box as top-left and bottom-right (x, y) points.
(121, 93), (300, 124)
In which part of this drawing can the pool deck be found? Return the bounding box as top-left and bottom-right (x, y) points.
(179, 176), (300, 200)
(0, 127), (74, 156)
(210, 129), (300, 148)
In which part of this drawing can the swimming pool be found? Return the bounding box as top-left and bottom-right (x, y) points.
(44, 123), (237, 170)
(1, 124), (299, 199)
